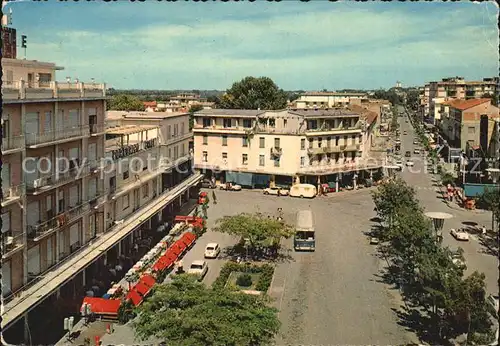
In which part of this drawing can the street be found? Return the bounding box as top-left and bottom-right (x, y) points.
(396, 107), (497, 294)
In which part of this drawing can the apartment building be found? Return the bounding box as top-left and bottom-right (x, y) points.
(192, 108), (380, 187)
(438, 98), (499, 158)
(420, 76), (499, 123)
(1, 44), (201, 346)
(293, 91), (368, 109)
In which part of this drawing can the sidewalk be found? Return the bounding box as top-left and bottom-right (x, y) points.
(434, 177), (487, 215)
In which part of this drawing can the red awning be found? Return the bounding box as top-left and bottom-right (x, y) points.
(180, 232), (196, 247)
(135, 282), (150, 296)
(140, 274), (156, 288)
(126, 289), (143, 306)
(174, 240), (187, 253)
(82, 297), (121, 315)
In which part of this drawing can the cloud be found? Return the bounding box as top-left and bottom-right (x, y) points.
(18, 2), (499, 90)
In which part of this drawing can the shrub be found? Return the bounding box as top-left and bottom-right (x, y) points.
(213, 262), (241, 290)
(255, 264), (275, 292)
(236, 273), (253, 287)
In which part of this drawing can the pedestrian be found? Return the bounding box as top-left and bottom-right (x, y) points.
(482, 225), (487, 235)
(212, 190), (217, 205)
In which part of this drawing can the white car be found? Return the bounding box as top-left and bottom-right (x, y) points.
(187, 260), (208, 280)
(405, 160), (414, 167)
(263, 187), (290, 196)
(413, 140), (419, 145)
(370, 237), (380, 245)
(414, 149), (421, 154)
(204, 243), (220, 259)
(450, 228), (470, 241)
(450, 252), (466, 269)
(218, 183), (242, 191)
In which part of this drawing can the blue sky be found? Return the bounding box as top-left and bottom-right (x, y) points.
(5, 0), (499, 90)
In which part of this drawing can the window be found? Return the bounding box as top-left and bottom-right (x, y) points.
(203, 118), (211, 127)
(300, 156), (305, 167)
(202, 151), (208, 162)
(274, 159), (280, 167)
(123, 165), (129, 180)
(202, 135), (208, 145)
(243, 119), (252, 128)
(274, 138), (280, 148)
(301, 139), (306, 150)
(167, 125), (171, 139)
(242, 137), (248, 147)
(223, 119), (231, 128)
(327, 137), (331, 147)
(259, 137), (265, 148)
(318, 138), (323, 148)
(174, 124), (179, 137)
(242, 154), (248, 165)
(1, 211), (11, 234)
(335, 137), (339, 146)
(222, 136), (228, 146)
(468, 127), (475, 135)
(181, 123), (185, 135)
(222, 152), (228, 159)
(123, 195), (130, 210)
(269, 119), (275, 128)
(283, 119), (288, 127)
(142, 184), (149, 198)
(308, 139), (313, 149)
(259, 155), (265, 166)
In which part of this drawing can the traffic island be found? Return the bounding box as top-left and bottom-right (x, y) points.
(212, 262), (275, 294)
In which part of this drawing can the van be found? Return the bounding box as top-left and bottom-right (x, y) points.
(294, 210), (315, 251)
(289, 183), (317, 198)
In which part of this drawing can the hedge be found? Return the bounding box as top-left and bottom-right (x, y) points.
(213, 262), (275, 293)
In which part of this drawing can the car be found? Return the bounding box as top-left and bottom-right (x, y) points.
(263, 186), (290, 196)
(201, 179), (216, 189)
(218, 182), (242, 191)
(405, 151), (411, 158)
(370, 237), (380, 245)
(413, 141), (419, 145)
(450, 228), (470, 241)
(403, 131), (408, 135)
(204, 243), (221, 259)
(187, 260), (208, 280)
(450, 252), (466, 269)
(405, 160), (414, 167)
(414, 149), (421, 154)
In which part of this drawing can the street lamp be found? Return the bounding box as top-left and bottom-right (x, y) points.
(425, 211), (453, 242)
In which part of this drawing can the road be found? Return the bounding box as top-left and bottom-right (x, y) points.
(396, 106), (497, 294)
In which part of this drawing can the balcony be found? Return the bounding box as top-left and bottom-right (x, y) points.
(270, 147), (283, 158)
(2, 233), (25, 260)
(1, 135), (24, 154)
(307, 144), (360, 155)
(88, 192), (107, 210)
(298, 158), (383, 175)
(1, 184), (24, 207)
(27, 200), (91, 242)
(306, 125), (362, 136)
(26, 164), (90, 195)
(192, 124), (247, 134)
(25, 126), (90, 148)
(2, 80), (106, 102)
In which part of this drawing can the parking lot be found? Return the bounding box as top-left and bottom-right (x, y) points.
(199, 188), (417, 345)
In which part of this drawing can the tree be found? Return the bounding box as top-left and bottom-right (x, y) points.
(213, 213), (294, 252)
(133, 275), (281, 346)
(483, 93), (499, 107)
(107, 94), (145, 111)
(188, 104), (204, 130)
(216, 77), (288, 110)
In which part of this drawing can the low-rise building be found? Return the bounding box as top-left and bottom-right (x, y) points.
(293, 91), (369, 109)
(192, 108), (381, 188)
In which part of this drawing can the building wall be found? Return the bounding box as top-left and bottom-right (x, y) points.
(2, 58), (57, 83)
(2, 104), (22, 135)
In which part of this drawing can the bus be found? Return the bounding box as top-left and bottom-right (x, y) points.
(294, 210), (315, 251)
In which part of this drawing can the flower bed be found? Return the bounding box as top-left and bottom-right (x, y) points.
(213, 262), (275, 293)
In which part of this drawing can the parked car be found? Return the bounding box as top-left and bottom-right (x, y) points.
(204, 243), (221, 259)
(450, 228), (470, 241)
(405, 151), (411, 158)
(370, 237), (380, 245)
(413, 149), (421, 154)
(406, 160), (414, 167)
(263, 186), (290, 196)
(450, 251), (466, 269)
(395, 160), (404, 170)
(218, 182), (242, 191)
(403, 131), (408, 135)
(413, 140), (419, 145)
(289, 184), (317, 198)
(187, 260), (208, 280)
(201, 179), (216, 189)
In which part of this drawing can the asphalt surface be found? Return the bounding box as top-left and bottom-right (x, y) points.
(396, 106), (497, 294)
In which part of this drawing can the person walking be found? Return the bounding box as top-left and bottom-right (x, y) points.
(482, 225), (487, 235)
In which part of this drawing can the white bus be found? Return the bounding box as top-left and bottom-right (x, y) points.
(294, 210), (315, 251)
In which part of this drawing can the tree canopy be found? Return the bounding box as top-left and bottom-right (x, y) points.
(213, 212), (295, 250)
(216, 77), (288, 110)
(133, 274), (280, 346)
(371, 179), (493, 343)
(372, 89), (404, 106)
(107, 94), (145, 111)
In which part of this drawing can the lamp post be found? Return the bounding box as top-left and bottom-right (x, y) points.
(425, 211), (453, 243)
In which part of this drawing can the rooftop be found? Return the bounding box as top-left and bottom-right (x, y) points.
(106, 111), (189, 120)
(300, 91), (368, 97)
(2, 57), (64, 70)
(106, 125), (159, 136)
(194, 109), (266, 117)
(289, 108), (359, 118)
(443, 98), (491, 110)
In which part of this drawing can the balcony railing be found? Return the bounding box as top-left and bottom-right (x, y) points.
(270, 147), (283, 157)
(26, 163), (90, 193)
(307, 144), (359, 155)
(25, 126), (90, 147)
(2, 80), (106, 101)
(1, 135), (24, 152)
(27, 200), (91, 241)
(2, 184), (24, 203)
(1, 233), (25, 259)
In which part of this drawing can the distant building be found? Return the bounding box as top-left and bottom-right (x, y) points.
(292, 91), (368, 109)
(396, 81), (402, 88)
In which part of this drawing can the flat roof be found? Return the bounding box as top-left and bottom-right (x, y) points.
(106, 125), (159, 136)
(195, 109), (266, 117)
(107, 111), (189, 120)
(289, 109), (360, 118)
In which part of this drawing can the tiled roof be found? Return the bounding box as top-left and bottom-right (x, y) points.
(442, 98), (491, 110)
(143, 101), (157, 107)
(348, 105), (378, 124)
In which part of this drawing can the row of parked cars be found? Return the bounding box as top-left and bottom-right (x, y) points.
(201, 179), (318, 198)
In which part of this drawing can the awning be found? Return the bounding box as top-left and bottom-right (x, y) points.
(81, 297), (121, 315)
(180, 232), (196, 247)
(106, 125), (159, 136)
(126, 289), (143, 306)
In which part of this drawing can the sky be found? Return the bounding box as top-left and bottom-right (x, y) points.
(5, 0), (499, 91)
